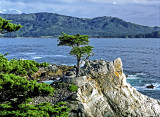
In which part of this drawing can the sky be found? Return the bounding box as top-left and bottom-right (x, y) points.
(0, 0), (160, 26)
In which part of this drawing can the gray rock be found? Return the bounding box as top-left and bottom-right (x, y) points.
(48, 65), (57, 71)
(93, 59), (98, 62)
(65, 58), (160, 117)
(66, 71), (75, 76)
(32, 58), (160, 117)
(47, 64), (52, 68)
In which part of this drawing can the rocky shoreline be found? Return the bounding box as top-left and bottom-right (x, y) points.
(26, 64), (74, 81)
(31, 58), (160, 117)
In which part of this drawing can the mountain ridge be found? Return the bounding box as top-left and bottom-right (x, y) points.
(0, 12), (160, 38)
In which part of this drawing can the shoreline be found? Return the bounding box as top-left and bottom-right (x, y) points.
(0, 37), (160, 39)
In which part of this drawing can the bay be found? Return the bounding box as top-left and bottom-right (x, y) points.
(0, 38), (160, 100)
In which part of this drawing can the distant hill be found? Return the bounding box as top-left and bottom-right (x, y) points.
(0, 12), (160, 38)
(121, 31), (160, 38)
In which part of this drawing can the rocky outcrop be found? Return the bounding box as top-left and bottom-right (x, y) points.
(63, 58), (160, 117)
(27, 65), (74, 81)
(31, 58), (160, 116)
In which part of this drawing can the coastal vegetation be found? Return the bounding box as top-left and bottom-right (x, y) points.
(0, 12), (159, 38)
(0, 74), (70, 117)
(0, 55), (71, 116)
(0, 17), (70, 116)
(58, 33), (93, 77)
(0, 54), (49, 76)
(69, 84), (78, 92)
(0, 16), (22, 34)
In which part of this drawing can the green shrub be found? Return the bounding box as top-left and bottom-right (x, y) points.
(69, 84), (78, 92)
(0, 73), (70, 117)
(0, 101), (70, 117)
(0, 54), (50, 76)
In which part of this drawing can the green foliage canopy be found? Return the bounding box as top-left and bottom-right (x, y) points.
(0, 74), (54, 103)
(0, 54), (50, 76)
(58, 33), (89, 47)
(0, 74), (70, 117)
(70, 46), (93, 59)
(68, 84), (78, 92)
(0, 16), (22, 34)
(58, 33), (93, 76)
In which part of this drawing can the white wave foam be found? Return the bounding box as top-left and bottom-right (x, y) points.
(134, 83), (160, 91)
(127, 72), (146, 79)
(54, 55), (66, 57)
(136, 73), (146, 76)
(31, 55), (66, 60)
(61, 63), (75, 66)
(127, 72), (145, 80)
(33, 57), (42, 59)
(21, 53), (36, 55)
(43, 55), (67, 57)
(20, 58), (26, 60)
(128, 73), (160, 91)
(151, 83), (160, 87)
(135, 86), (160, 91)
(127, 75), (140, 79)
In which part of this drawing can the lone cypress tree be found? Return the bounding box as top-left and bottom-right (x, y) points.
(58, 33), (94, 77)
(0, 16), (22, 34)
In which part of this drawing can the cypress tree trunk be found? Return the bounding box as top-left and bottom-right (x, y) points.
(76, 57), (81, 77)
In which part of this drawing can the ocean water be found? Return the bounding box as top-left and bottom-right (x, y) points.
(0, 38), (160, 100)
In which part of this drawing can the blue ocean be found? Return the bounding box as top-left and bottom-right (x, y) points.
(0, 38), (160, 100)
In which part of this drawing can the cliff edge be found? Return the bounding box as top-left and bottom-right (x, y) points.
(64, 58), (160, 117)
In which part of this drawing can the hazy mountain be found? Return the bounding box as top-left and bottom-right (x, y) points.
(0, 12), (159, 38)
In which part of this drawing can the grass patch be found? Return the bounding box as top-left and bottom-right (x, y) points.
(69, 84), (78, 92)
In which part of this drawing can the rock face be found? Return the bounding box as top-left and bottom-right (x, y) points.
(64, 58), (160, 117)
(28, 65), (74, 81)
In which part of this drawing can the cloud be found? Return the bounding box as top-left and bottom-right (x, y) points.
(0, 0), (159, 26)
(0, 9), (22, 14)
(131, 0), (159, 4)
(87, 0), (159, 5)
(4, 0), (76, 4)
(3, 0), (160, 5)
(113, 2), (117, 5)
